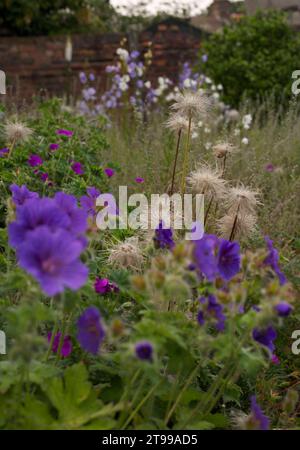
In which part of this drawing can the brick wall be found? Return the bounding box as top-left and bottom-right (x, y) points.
(0, 20), (204, 101)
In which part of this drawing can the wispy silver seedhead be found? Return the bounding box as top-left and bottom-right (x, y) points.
(217, 213), (257, 240)
(4, 121), (33, 143)
(213, 142), (237, 159)
(108, 237), (144, 270)
(171, 90), (211, 119)
(187, 164), (227, 198)
(165, 112), (195, 133)
(225, 185), (261, 215)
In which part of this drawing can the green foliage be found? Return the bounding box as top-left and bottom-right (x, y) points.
(202, 11), (300, 107)
(0, 0), (115, 35)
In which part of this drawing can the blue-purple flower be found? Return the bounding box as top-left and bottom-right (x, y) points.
(275, 302), (293, 317)
(197, 295), (226, 332)
(252, 326), (277, 353)
(217, 239), (240, 281)
(249, 396), (270, 430)
(77, 306), (105, 354)
(153, 221), (175, 250)
(10, 184), (39, 206)
(80, 187), (100, 217)
(0, 147), (9, 157)
(17, 226), (88, 296)
(135, 341), (153, 361)
(193, 234), (219, 281)
(193, 234), (241, 282)
(54, 192), (87, 235)
(264, 236), (286, 285)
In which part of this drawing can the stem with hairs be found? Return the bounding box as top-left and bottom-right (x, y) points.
(170, 128), (182, 195)
(229, 203), (240, 241)
(180, 115), (192, 194)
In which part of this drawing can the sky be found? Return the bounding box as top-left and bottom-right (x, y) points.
(110, 0), (239, 16)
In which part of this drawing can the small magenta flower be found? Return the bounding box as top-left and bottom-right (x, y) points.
(275, 302), (293, 317)
(49, 143), (59, 151)
(47, 332), (72, 358)
(217, 239), (240, 281)
(94, 277), (119, 294)
(264, 236), (286, 285)
(249, 396), (270, 430)
(153, 221), (175, 250)
(77, 306), (105, 354)
(104, 167), (115, 178)
(271, 354), (280, 365)
(28, 154), (43, 167)
(135, 177), (144, 184)
(10, 184), (38, 206)
(56, 129), (73, 137)
(252, 326), (277, 353)
(135, 341), (153, 361)
(71, 161), (84, 175)
(0, 147), (9, 157)
(40, 172), (49, 183)
(265, 163), (275, 172)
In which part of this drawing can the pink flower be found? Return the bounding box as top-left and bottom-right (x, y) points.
(28, 154), (43, 167)
(94, 277), (119, 295)
(135, 177), (144, 184)
(56, 129), (73, 137)
(265, 163), (275, 172)
(49, 143), (59, 151)
(47, 332), (72, 358)
(104, 168), (115, 178)
(71, 162), (84, 175)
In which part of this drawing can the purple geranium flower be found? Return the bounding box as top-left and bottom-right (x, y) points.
(135, 341), (153, 361)
(47, 332), (72, 358)
(54, 192), (87, 235)
(249, 396), (270, 430)
(193, 234), (219, 281)
(71, 161), (84, 175)
(77, 306), (105, 354)
(275, 302), (293, 317)
(8, 197), (71, 248)
(56, 129), (73, 137)
(17, 226), (88, 296)
(252, 326), (277, 353)
(49, 143), (59, 151)
(0, 147), (9, 157)
(10, 184), (38, 206)
(153, 221), (175, 250)
(80, 187), (100, 217)
(104, 167), (115, 178)
(94, 277), (119, 295)
(28, 154), (43, 167)
(197, 294), (226, 332)
(264, 236), (286, 285)
(135, 177), (144, 184)
(217, 239), (240, 281)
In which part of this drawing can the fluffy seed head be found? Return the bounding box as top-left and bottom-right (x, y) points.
(4, 121), (33, 143)
(217, 213), (257, 240)
(108, 237), (144, 269)
(170, 90), (211, 119)
(213, 142), (237, 159)
(187, 164), (227, 198)
(225, 185), (261, 214)
(165, 113), (195, 133)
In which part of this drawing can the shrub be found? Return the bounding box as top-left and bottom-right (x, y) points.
(201, 11), (300, 107)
